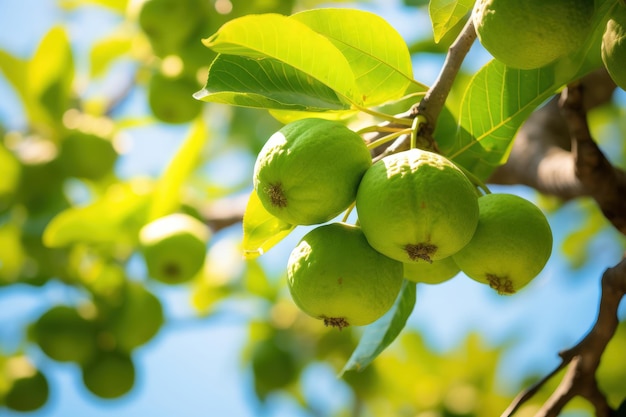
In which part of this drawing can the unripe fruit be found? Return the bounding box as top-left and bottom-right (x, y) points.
(287, 223), (403, 329)
(253, 118), (372, 225)
(356, 148), (479, 263)
(602, 4), (626, 90)
(139, 213), (210, 284)
(148, 73), (203, 124)
(81, 351), (135, 399)
(4, 358), (49, 412)
(473, 0), (594, 69)
(31, 305), (97, 364)
(453, 193), (553, 295)
(403, 256), (460, 285)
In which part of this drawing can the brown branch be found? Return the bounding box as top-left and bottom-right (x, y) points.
(489, 69), (626, 235)
(502, 257), (626, 417)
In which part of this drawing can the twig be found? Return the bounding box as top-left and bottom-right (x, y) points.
(501, 255), (626, 417)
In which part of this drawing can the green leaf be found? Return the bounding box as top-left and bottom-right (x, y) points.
(195, 54), (351, 112)
(90, 34), (132, 78)
(291, 8), (421, 106)
(202, 13), (361, 105)
(149, 118), (208, 221)
(340, 279), (416, 374)
(27, 26), (74, 122)
(242, 191), (295, 259)
(429, 0), (474, 43)
(43, 182), (150, 248)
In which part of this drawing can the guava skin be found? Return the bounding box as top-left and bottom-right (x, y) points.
(355, 149), (479, 263)
(602, 4), (626, 91)
(139, 213), (210, 284)
(473, 0), (594, 70)
(287, 223), (404, 329)
(403, 256), (460, 285)
(452, 193), (553, 295)
(253, 118), (372, 226)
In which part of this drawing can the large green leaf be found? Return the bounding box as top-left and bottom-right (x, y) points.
(195, 54), (350, 112)
(291, 8), (421, 106)
(341, 279), (416, 374)
(447, 0), (616, 179)
(429, 0), (474, 43)
(202, 13), (361, 105)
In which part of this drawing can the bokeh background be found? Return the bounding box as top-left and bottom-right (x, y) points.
(1, 0), (625, 416)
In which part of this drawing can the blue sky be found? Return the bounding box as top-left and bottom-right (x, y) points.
(1, 1), (625, 416)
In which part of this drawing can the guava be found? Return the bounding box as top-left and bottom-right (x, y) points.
(139, 0), (203, 57)
(355, 148), (479, 264)
(403, 256), (460, 285)
(253, 118), (372, 226)
(251, 338), (298, 400)
(106, 282), (164, 352)
(287, 222), (404, 329)
(139, 213), (210, 284)
(2, 356), (50, 412)
(57, 131), (117, 180)
(473, 0), (594, 69)
(31, 305), (98, 364)
(602, 4), (626, 91)
(81, 350), (135, 399)
(148, 72), (203, 124)
(452, 193), (553, 295)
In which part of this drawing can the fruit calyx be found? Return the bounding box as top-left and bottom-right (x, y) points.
(265, 183), (287, 208)
(487, 274), (515, 295)
(322, 316), (350, 330)
(405, 243), (437, 263)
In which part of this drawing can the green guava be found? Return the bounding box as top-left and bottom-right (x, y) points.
(473, 0), (594, 69)
(31, 305), (98, 364)
(452, 193), (553, 295)
(81, 351), (135, 399)
(287, 223), (403, 329)
(403, 256), (460, 285)
(105, 282), (164, 352)
(253, 118), (372, 226)
(57, 131), (117, 180)
(139, 213), (210, 284)
(355, 148), (479, 263)
(148, 73), (203, 124)
(4, 358), (49, 413)
(602, 4), (626, 91)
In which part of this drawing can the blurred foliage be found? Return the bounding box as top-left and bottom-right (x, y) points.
(0, 0), (624, 415)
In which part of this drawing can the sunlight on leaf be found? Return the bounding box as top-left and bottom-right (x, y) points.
(149, 118), (208, 221)
(340, 279), (416, 374)
(429, 0), (474, 43)
(291, 8), (422, 106)
(90, 35), (132, 78)
(202, 13), (361, 105)
(195, 54), (350, 112)
(242, 191), (295, 259)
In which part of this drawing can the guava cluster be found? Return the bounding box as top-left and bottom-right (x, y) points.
(253, 118), (553, 329)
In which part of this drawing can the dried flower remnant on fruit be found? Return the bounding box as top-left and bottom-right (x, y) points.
(265, 183), (287, 208)
(405, 243), (437, 263)
(323, 316), (349, 330)
(487, 274), (515, 295)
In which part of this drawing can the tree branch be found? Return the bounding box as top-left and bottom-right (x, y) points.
(502, 257), (626, 417)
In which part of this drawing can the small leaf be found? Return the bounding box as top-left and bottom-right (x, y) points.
(429, 0), (474, 43)
(27, 26), (75, 122)
(90, 34), (132, 78)
(196, 54), (350, 112)
(340, 279), (416, 374)
(242, 191), (295, 259)
(149, 118), (208, 221)
(202, 13), (361, 105)
(291, 8), (422, 106)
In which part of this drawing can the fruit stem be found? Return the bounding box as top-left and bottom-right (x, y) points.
(457, 164), (491, 196)
(409, 115), (429, 150)
(341, 201), (356, 223)
(355, 105), (413, 126)
(366, 128), (412, 151)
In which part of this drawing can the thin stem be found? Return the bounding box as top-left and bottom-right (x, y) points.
(366, 128), (412, 151)
(354, 104), (413, 125)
